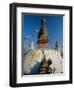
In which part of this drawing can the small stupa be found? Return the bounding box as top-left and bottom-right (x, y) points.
(37, 17), (48, 48)
(55, 42), (61, 55)
(29, 40), (34, 49)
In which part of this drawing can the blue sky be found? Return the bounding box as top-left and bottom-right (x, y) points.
(22, 14), (63, 49)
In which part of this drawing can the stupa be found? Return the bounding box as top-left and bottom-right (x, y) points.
(23, 17), (63, 75)
(37, 17), (48, 48)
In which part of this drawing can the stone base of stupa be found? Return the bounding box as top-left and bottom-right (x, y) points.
(22, 49), (63, 75)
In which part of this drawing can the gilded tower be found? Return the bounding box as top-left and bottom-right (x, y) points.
(37, 17), (48, 48)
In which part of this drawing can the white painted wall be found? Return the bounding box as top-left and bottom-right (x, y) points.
(0, 0), (74, 89)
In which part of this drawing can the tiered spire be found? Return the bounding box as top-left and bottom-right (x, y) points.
(37, 17), (48, 48)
